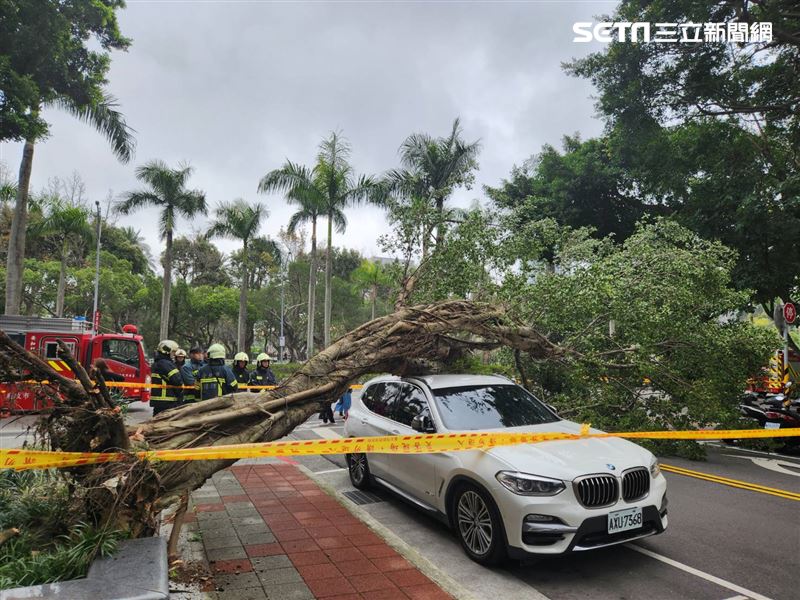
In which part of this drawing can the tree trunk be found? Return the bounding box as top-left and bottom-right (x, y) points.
(306, 218), (317, 358)
(371, 284), (377, 321)
(1, 300), (578, 533)
(434, 195), (445, 250)
(324, 213), (333, 348)
(237, 240), (248, 352)
(160, 228), (173, 341)
(56, 239), (68, 317)
(4, 139), (35, 316)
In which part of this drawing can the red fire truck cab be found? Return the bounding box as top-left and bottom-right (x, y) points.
(0, 315), (151, 412)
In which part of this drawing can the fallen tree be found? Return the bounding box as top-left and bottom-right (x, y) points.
(1, 300), (577, 533)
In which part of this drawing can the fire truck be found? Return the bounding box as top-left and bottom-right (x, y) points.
(0, 316), (151, 412)
(746, 348), (800, 398)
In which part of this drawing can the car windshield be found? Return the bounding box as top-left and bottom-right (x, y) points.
(432, 384), (559, 431)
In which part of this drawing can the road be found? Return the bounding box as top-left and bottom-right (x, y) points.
(3, 404), (799, 599)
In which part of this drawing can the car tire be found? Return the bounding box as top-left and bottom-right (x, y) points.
(347, 453), (371, 490)
(451, 483), (507, 566)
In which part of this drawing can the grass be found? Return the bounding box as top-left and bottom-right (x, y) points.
(0, 469), (125, 589)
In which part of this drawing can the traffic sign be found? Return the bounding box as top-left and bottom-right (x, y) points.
(784, 302), (796, 325)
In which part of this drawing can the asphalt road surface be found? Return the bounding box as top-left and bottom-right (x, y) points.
(2, 403), (799, 599)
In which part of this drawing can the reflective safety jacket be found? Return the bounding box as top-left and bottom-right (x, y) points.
(151, 356), (184, 402)
(249, 367), (277, 388)
(232, 366), (250, 387)
(182, 359), (205, 402)
(197, 360), (238, 400)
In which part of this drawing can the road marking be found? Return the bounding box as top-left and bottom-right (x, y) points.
(721, 596), (750, 600)
(724, 454), (800, 478)
(706, 442), (800, 462)
(314, 467), (346, 475)
(311, 426), (344, 440)
(628, 545), (772, 600)
(661, 464), (800, 501)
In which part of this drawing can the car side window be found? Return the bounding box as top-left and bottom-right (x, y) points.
(391, 384), (428, 427)
(362, 383), (384, 414)
(376, 382), (402, 418)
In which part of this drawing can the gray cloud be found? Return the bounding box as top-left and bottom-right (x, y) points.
(0, 1), (612, 260)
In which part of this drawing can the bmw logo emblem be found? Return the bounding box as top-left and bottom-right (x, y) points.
(606, 464), (616, 471)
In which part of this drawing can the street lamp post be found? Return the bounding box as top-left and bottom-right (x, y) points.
(91, 200), (102, 332)
(278, 248), (294, 363)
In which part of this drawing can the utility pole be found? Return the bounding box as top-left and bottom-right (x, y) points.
(91, 200), (102, 332)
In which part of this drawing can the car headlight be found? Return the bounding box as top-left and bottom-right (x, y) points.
(649, 458), (660, 478)
(496, 471), (565, 496)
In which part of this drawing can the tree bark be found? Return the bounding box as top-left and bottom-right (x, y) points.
(306, 218), (318, 358)
(324, 213), (333, 349)
(237, 240), (248, 352)
(434, 195), (445, 250)
(160, 228), (173, 341)
(56, 239), (68, 317)
(5, 139), (35, 315)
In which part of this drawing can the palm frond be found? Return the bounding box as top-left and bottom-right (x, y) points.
(115, 191), (162, 215)
(49, 93), (136, 164)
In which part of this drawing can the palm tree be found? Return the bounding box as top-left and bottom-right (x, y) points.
(117, 161), (206, 340)
(207, 199), (267, 352)
(5, 95), (134, 315)
(259, 162), (323, 357)
(351, 259), (391, 321)
(314, 133), (381, 348)
(387, 118), (480, 255)
(29, 199), (93, 317)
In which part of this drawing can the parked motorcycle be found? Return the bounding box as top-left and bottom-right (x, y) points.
(738, 391), (800, 448)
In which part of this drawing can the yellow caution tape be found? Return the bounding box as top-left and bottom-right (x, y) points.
(2, 427), (799, 471)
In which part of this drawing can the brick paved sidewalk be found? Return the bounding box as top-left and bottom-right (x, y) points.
(189, 462), (453, 600)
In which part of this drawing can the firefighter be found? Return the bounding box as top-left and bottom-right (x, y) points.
(151, 339), (184, 415)
(197, 343), (238, 400)
(249, 353), (277, 390)
(232, 352), (251, 388)
(174, 348), (187, 369)
(181, 345), (205, 403)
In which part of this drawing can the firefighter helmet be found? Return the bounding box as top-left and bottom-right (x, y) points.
(234, 352), (249, 363)
(157, 339), (179, 355)
(257, 353), (273, 363)
(207, 343), (226, 360)
(174, 348), (187, 358)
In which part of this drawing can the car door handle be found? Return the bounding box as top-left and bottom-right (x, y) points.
(390, 429), (401, 435)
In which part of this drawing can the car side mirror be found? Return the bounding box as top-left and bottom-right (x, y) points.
(411, 414), (436, 433)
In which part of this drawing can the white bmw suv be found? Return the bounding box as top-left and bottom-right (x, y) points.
(344, 374), (668, 565)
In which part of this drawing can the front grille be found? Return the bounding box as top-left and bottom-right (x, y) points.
(574, 475), (618, 508)
(622, 468), (650, 501)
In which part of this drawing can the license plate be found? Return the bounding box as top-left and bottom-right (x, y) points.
(765, 422), (780, 429)
(608, 507), (643, 534)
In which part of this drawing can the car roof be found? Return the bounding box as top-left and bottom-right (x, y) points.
(362, 373), (515, 391)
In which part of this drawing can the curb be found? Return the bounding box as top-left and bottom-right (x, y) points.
(297, 463), (477, 600)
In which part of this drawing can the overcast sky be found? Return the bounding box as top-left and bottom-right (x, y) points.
(0, 0), (615, 262)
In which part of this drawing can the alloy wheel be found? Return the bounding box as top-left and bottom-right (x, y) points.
(457, 490), (493, 556)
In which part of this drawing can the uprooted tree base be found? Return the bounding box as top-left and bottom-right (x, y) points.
(0, 300), (572, 534)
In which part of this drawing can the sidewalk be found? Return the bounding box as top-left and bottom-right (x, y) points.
(183, 461), (454, 600)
